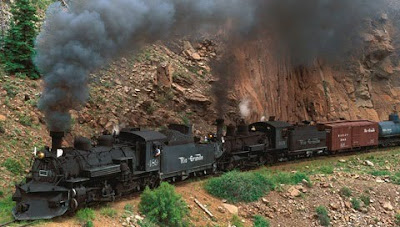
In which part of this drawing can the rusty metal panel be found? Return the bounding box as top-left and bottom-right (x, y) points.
(351, 121), (379, 147)
(328, 124), (352, 151)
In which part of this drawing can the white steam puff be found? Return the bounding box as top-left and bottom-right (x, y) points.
(239, 98), (251, 118)
(35, 0), (387, 131)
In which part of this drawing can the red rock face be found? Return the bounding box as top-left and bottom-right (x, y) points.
(232, 20), (400, 123)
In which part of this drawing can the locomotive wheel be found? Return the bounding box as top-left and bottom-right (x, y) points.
(149, 175), (160, 189)
(70, 198), (78, 211)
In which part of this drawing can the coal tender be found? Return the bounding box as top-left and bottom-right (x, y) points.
(12, 124), (220, 220)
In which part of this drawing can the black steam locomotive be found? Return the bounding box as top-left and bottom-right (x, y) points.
(12, 118), (329, 220)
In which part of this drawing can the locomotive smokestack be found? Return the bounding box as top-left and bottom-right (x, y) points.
(216, 119), (225, 141)
(50, 131), (64, 151)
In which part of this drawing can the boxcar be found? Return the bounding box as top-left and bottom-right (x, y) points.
(318, 120), (378, 152)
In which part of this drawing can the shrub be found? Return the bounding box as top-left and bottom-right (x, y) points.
(76, 208), (95, 223)
(268, 171), (310, 185)
(100, 207), (117, 217)
(18, 114), (32, 127)
(369, 170), (391, 176)
(316, 206), (330, 226)
(139, 182), (189, 227)
(0, 191), (3, 197)
(2, 83), (18, 97)
(2, 158), (23, 175)
(339, 187), (352, 197)
(318, 165), (334, 174)
(0, 196), (15, 223)
(360, 195), (370, 206)
(392, 172), (400, 185)
(205, 171), (275, 203)
(351, 198), (361, 211)
(85, 221), (94, 227)
(395, 214), (400, 225)
(231, 215), (244, 227)
(253, 215), (270, 227)
(138, 219), (158, 227)
(124, 203), (134, 213)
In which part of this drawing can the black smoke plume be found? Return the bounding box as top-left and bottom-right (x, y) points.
(35, 0), (386, 130)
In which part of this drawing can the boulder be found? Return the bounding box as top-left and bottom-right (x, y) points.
(0, 114), (6, 122)
(364, 160), (374, 167)
(223, 204), (238, 215)
(383, 201), (393, 211)
(288, 186), (301, 197)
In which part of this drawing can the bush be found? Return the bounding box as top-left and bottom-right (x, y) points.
(139, 182), (189, 227)
(2, 158), (23, 175)
(268, 171), (310, 185)
(2, 82), (18, 97)
(0, 196), (15, 223)
(205, 171), (275, 203)
(100, 207), (117, 217)
(395, 214), (400, 225)
(369, 170), (391, 176)
(360, 195), (370, 206)
(392, 172), (400, 185)
(351, 198), (361, 211)
(231, 215), (244, 227)
(76, 208), (95, 223)
(318, 165), (334, 174)
(253, 215), (270, 227)
(138, 219), (158, 227)
(85, 221), (94, 227)
(316, 206), (330, 226)
(124, 203), (134, 213)
(18, 114), (32, 127)
(339, 187), (352, 197)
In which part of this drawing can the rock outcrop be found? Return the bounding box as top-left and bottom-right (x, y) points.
(232, 16), (400, 123)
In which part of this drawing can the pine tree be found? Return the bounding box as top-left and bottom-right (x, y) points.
(1, 0), (39, 79)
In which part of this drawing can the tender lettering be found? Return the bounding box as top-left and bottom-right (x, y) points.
(179, 154), (204, 164)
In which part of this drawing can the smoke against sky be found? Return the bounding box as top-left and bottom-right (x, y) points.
(35, 0), (388, 130)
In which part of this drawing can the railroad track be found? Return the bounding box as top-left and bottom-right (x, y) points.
(0, 219), (41, 227)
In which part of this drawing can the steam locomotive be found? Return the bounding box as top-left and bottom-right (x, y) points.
(11, 113), (400, 220)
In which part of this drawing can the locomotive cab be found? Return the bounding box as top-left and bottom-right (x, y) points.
(119, 129), (167, 172)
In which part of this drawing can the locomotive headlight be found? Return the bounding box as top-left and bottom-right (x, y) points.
(37, 151), (45, 159)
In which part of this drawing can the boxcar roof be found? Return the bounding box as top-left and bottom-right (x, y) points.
(322, 120), (377, 128)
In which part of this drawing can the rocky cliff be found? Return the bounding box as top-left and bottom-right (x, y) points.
(232, 14), (400, 123)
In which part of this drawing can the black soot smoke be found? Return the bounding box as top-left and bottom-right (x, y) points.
(36, 0), (255, 131)
(35, 0), (386, 130)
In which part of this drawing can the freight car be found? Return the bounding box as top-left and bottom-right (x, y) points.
(317, 120), (379, 152)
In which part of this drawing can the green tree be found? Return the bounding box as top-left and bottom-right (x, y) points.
(1, 0), (39, 79)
